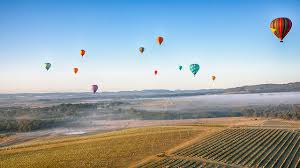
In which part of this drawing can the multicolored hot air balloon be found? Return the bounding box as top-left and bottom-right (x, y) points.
(45, 63), (51, 71)
(270, 17), (292, 42)
(179, 65), (183, 71)
(212, 75), (216, 81)
(80, 49), (86, 57)
(139, 47), (144, 54)
(91, 85), (98, 94)
(189, 64), (200, 77)
(73, 68), (78, 74)
(157, 36), (164, 45)
(154, 70), (158, 75)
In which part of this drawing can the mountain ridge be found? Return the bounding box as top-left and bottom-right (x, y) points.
(1, 82), (300, 99)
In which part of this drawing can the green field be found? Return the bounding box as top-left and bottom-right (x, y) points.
(138, 128), (300, 168)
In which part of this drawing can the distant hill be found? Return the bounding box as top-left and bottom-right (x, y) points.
(225, 82), (300, 94)
(114, 82), (300, 97)
(1, 82), (300, 100)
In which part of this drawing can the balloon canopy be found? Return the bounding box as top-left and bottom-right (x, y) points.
(80, 49), (86, 57)
(189, 64), (200, 77)
(212, 75), (216, 81)
(45, 63), (51, 71)
(91, 85), (98, 94)
(157, 36), (164, 45)
(73, 68), (78, 74)
(139, 47), (144, 54)
(270, 17), (292, 42)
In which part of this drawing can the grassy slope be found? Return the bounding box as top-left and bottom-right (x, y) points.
(0, 126), (220, 168)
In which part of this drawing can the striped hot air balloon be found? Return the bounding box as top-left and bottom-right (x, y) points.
(270, 17), (292, 42)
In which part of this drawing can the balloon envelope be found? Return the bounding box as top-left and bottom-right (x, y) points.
(74, 68), (78, 74)
(157, 36), (163, 45)
(179, 65), (183, 71)
(80, 49), (86, 57)
(189, 64), (200, 76)
(270, 17), (292, 42)
(91, 85), (98, 94)
(212, 75), (216, 81)
(139, 47), (144, 54)
(45, 63), (51, 71)
(154, 70), (158, 75)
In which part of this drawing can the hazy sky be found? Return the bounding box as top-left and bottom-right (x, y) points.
(0, 0), (299, 93)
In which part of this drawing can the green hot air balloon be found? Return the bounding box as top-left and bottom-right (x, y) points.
(189, 64), (200, 77)
(179, 65), (183, 71)
(45, 63), (51, 71)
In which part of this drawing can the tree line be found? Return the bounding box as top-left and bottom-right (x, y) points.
(242, 104), (300, 120)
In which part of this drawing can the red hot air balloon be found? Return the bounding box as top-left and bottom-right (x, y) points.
(91, 85), (98, 94)
(270, 17), (292, 42)
(154, 70), (158, 75)
(157, 36), (163, 45)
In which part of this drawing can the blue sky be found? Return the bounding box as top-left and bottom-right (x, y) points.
(0, 0), (299, 93)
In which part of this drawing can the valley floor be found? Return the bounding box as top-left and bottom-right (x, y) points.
(1, 117), (300, 168)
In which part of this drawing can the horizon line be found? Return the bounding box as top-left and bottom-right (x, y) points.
(0, 81), (299, 95)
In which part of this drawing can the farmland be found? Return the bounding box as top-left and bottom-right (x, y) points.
(136, 128), (300, 168)
(0, 126), (220, 168)
(2, 117), (300, 168)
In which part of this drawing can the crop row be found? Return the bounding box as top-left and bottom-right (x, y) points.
(137, 157), (238, 168)
(173, 128), (300, 168)
(136, 128), (300, 168)
(174, 129), (248, 157)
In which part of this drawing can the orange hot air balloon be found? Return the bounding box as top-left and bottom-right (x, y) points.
(80, 49), (86, 57)
(212, 75), (216, 81)
(154, 70), (158, 75)
(157, 36), (164, 45)
(74, 68), (78, 74)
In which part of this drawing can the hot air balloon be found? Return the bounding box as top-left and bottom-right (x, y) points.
(139, 47), (144, 54)
(45, 63), (51, 71)
(189, 64), (200, 77)
(80, 49), (86, 57)
(154, 70), (158, 75)
(73, 68), (78, 74)
(270, 17), (292, 42)
(91, 85), (98, 94)
(179, 65), (183, 71)
(157, 36), (164, 45)
(212, 75), (216, 81)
